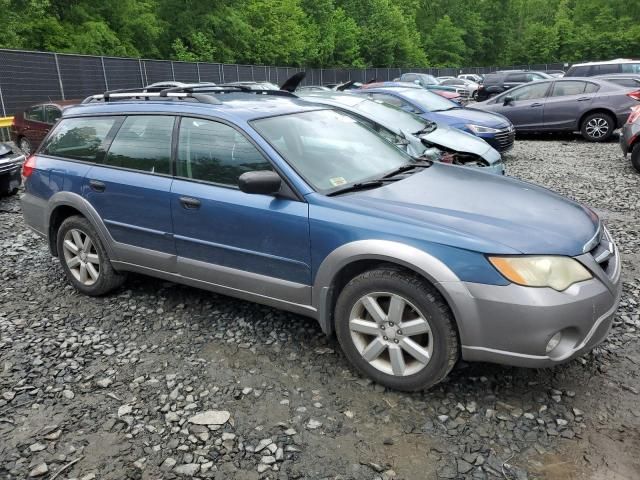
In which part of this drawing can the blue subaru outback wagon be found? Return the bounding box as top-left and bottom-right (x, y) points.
(21, 86), (621, 391)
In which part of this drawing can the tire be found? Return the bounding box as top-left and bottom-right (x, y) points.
(56, 215), (125, 296)
(631, 143), (640, 173)
(472, 90), (479, 100)
(334, 268), (459, 391)
(18, 137), (33, 156)
(580, 112), (615, 142)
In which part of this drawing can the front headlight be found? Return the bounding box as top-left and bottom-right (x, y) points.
(488, 256), (592, 291)
(466, 124), (501, 134)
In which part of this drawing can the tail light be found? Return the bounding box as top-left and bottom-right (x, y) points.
(22, 155), (36, 177)
(628, 106), (640, 124)
(627, 90), (640, 101)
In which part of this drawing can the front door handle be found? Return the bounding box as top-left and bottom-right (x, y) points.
(89, 179), (106, 192)
(179, 196), (201, 209)
(530, 103), (543, 107)
(577, 97), (591, 101)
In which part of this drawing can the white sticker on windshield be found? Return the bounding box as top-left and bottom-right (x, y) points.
(329, 177), (347, 187)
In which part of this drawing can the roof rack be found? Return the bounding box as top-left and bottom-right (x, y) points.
(81, 84), (298, 105)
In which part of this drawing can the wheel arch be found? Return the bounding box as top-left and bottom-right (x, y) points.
(578, 108), (618, 130)
(47, 192), (115, 259)
(312, 240), (465, 338)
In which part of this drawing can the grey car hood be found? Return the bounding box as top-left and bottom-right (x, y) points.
(402, 124), (500, 165)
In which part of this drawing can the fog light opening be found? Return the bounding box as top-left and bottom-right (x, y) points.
(546, 332), (563, 354)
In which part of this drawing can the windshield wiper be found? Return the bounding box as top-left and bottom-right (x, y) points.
(327, 179), (397, 196)
(381, 160), (432, 179)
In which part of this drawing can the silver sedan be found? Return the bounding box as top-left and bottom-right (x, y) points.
(471, 78), (640, 141)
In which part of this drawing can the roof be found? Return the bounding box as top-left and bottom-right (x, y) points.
(62, 93), (326, 123)
(571, 59), (639, 67)
(297, 91), (366, 107)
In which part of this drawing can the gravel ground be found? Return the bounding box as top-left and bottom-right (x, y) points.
(1, 136), (639, 480)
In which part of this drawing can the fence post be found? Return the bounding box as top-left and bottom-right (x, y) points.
(53, 53), (65, 100)
(236, 64), (240, 82)
(100, 56), (109, 91)
(251, 65), (255, 81)
(171, 61), (176, 81)
(220, 64), (224, 83)
(0, 81), (6, 117)
(196, 62), (201, 82)
(138, 59), (145, 87)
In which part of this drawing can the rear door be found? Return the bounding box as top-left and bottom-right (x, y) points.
(543, 80), (597, 130)
(494, 81), (552, 129)
(170, 116), (311, 304)
(84, 115), (176, 270)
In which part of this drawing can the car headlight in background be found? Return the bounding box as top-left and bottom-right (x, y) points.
(466, 124), (501, 134)
(488, 256), (592, 291)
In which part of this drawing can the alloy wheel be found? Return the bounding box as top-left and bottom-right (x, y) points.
(585, 117), (609, 139)
(62, 228), (100, 286)
(349, 292), (433, 376)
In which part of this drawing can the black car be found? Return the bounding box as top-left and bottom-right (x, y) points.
(0, 143), (24, 196)
(477, 70), (552, 101)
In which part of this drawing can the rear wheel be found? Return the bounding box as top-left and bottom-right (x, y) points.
(335, 268), (459, 391)
(56, 216), (125, 295)
(581, 112), (614, 142)
(631, 143), (640, 173)
(18, 137), (33, 155)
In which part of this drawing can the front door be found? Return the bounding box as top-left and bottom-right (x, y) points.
(84, 115), (176, 270)
(496, 81), (552, 130)
(170, 117), (311, 305)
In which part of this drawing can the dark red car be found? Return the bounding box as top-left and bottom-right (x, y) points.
(10, 100), (78, 155)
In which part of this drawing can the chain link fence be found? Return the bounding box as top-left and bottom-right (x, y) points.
(0, 48), (569, 116)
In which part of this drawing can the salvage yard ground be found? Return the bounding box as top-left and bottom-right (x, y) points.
(0, 137), (639, 479)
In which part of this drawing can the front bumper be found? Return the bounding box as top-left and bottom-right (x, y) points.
(0, 156), (24, 194)
(440, 246), (622, 368)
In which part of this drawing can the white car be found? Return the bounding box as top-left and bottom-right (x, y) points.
(458, 73), (483, 83)
(440, 78), (480, 99)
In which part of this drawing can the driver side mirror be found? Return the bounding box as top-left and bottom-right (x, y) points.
(238, 171), (282, 195)
(503, 96), (514, 106)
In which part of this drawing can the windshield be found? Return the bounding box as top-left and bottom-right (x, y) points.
(354, 99), (431, 134)
(252, 109), (412, 193)
(399, 89), (459, 112)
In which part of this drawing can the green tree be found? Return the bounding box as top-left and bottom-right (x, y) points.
(424, 15), (466, 66)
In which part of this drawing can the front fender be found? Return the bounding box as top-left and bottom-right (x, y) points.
(312, 240), (467, 336)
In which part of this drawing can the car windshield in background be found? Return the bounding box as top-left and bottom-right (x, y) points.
(399, 89), (459, 112)
(354, 99), (431, 134)
(251, 110), (411, 193)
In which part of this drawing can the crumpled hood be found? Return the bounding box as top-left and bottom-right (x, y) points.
(335, 163), (598, 255)
(425, 108), (511, 129)
(416, 123), (497, 158)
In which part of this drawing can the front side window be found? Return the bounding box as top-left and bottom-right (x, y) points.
(42, 116), (119, 162)
(104, 115), (174, 175)
(551, 81), (588, 97)
(177, 117), (272, 186)
(252, 109), (411, 192)
(595, 64), (620, 75)
(505, 82), (550, 101)
(25, 106), (44, 122)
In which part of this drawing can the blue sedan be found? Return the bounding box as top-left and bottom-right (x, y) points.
(356, 87), (515, 152)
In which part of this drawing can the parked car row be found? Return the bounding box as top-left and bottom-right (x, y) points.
(15, 78), (623, 392)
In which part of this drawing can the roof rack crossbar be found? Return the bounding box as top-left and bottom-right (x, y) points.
(159, 84), (298, 98)
(81, 91), (222, 105)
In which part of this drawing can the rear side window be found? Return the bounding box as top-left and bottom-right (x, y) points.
(45, 106), (61, 125)
(42, 117), (119, 162)
(506, 73), (527, 82)
(621, 63), (640, 74)
(567, 66), (590, 76)
(551, 81), (588, 96)
(104, 116), (174, 175)
(594, 64), (620, 75)
(25, 106), (44, 122)
(176, 117), (271, 186)
(584, 82), (600, 93)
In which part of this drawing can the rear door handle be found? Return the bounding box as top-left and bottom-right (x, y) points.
(89, 179), (106, 192)
(577, 97), (591, 101)
(179, 196), (201, 209)
(531, 103), (543, 107)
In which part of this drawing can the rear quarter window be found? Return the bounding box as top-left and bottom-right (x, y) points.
(42, 117), (120, 162)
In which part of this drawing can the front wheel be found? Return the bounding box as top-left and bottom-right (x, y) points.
(631, 143), (640, 173)
(581, 112), (614, 142)
(335, 268), (459, 391)
(56, 215), (125, 295)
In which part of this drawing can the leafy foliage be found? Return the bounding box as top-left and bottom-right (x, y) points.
(1, 0), (639, 67)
